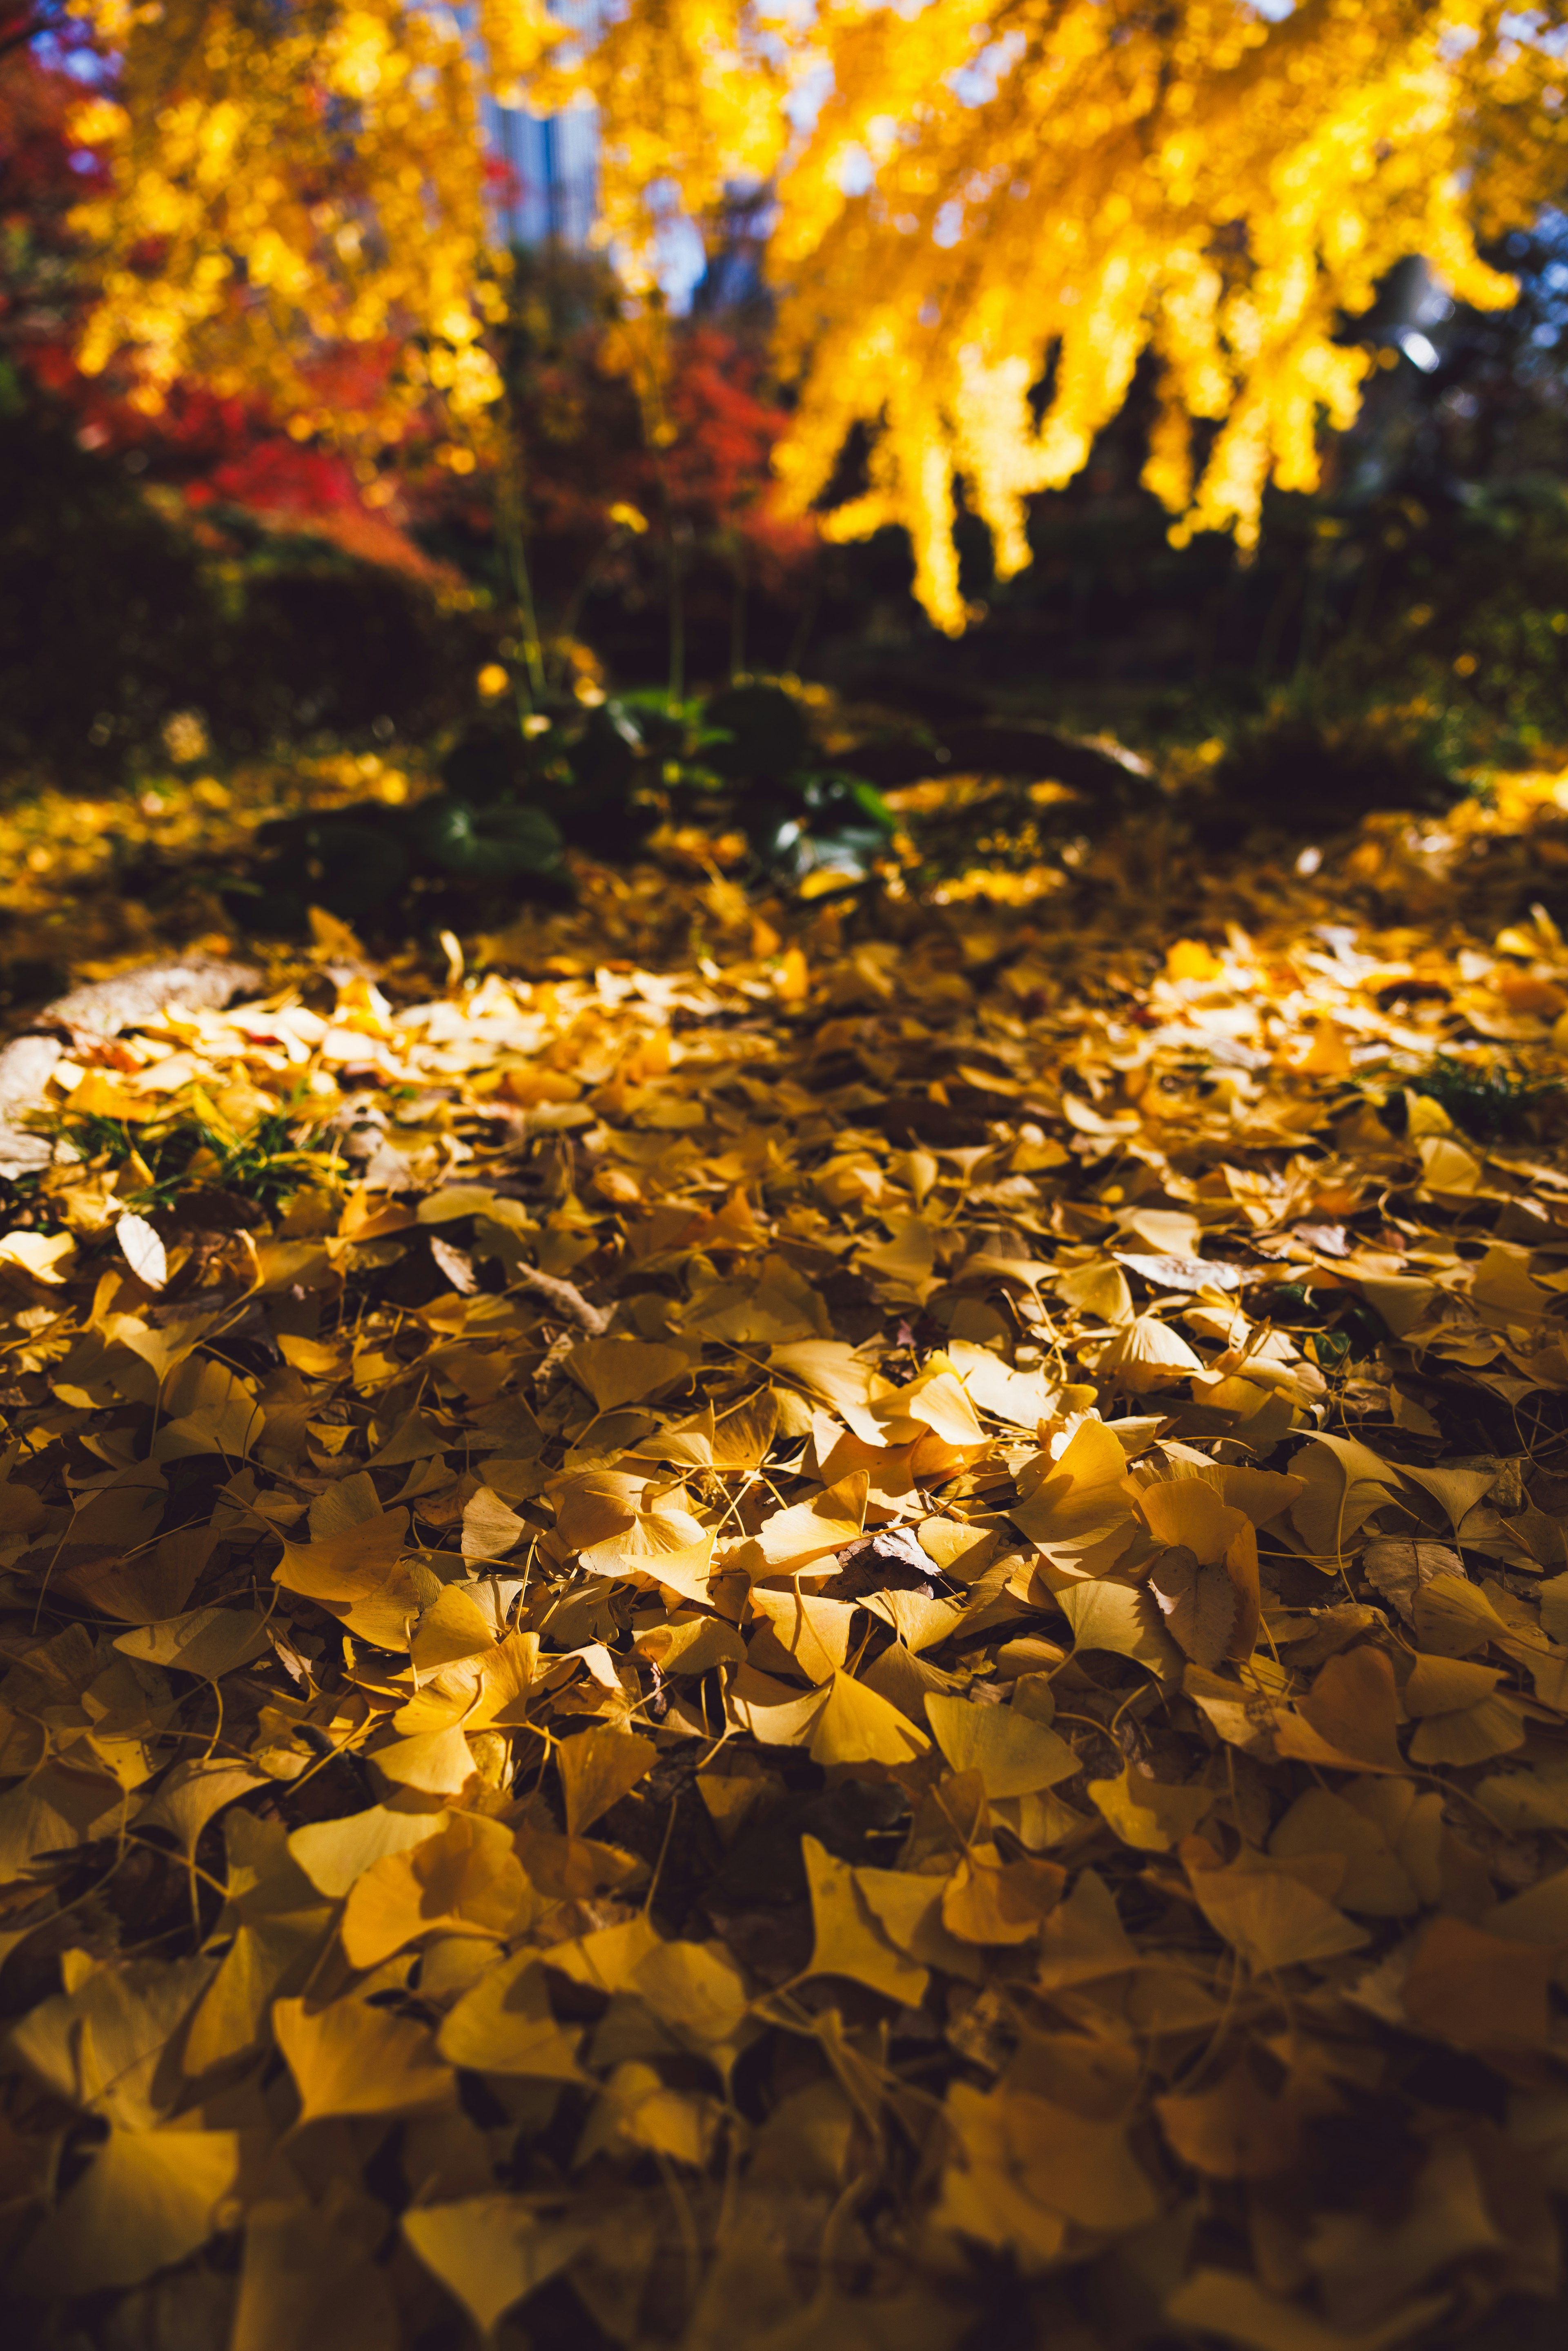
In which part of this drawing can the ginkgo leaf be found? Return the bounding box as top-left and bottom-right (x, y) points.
(941, 1850), (1065, 1944)
(341, 1812), (535, 1970)
(855, 1212), (938, 1290)
(1402, 1653), (1503, 1715)
(633, 1613), (746, 1676)
(890, 1364), (986, 1448)
(570, 1476), (715, 1587)
(461, 1484), (526, 1560)
(273, 1995), (455, 2122)
(1146, 1546), (1237, 1669)
(135, 1759), (267, 1861)
(288, 1805), (452, 1899)
(1184, 1846), (1369, 1972)
(809, 1670), (931, 1767)
(1089, 1764), (1215, 1852)
(1411, 1571), (1510, 1658)
(233, 2184), (400, 2351)
(411, 1580), (497, 1673)
(1134, 1479), (1247, 1563)
(1400, 1913), (1553, 2048)
(947, 1340), (1062, 1430)
(273, 1509), (421, 1651)
(1056, 1579), (1182, 1680)
(768, 1342), (891, 1433)
(567, 1337), (691, 1412)
(940, 2078), (1158, 2248)
(185, 1906), (334, 2075)
(748, 1587), (857, 1682)
(10, 1952), (216, 2126)
(372, 1727), (479, 1797)
(556, 1725), (656, 1835)
(924, 1693), (1078, 1794)
(1165, 2267), (1449, 2351)
(14, 2123), (239, 2293)
(1268, 1788), (1421, 1917)
(580, 2059), (724, 2167)
(1401, 1462), (1498, 1533)
(746, 1471), (869, 1574)
(1407, 1693), (1526, 1765)
(1097, 1314), (1204, 1392)
(1276, 1646), (1408, 1775)
(1156, 2063), (1299, 2180)
(801, 1834), (929, 2006)
(114, 1604), (271, 1683)
(438, 1951), (587, 2078)
(1010, 1417), (1138, 1568)
(403, 2197), (591, 2338)
(632, 1937), (751, 2050)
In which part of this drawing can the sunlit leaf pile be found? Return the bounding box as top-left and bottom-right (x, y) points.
(4, 791), (1568, 2348)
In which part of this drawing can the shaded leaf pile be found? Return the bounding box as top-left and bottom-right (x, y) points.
(3, 798), (1568, 2349)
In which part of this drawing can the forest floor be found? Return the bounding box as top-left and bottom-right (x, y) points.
(3, 767), (1568, 2350)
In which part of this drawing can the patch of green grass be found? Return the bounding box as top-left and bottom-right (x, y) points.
(1402, 1054), (1555, 1141)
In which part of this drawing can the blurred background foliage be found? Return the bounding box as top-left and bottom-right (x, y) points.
(8, 30), (1568, 946)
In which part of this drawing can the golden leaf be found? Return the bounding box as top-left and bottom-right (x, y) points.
(403, 2198), (591, 2338)
(437, 1952), (587, 2079)
(555, 1725), (656, 1835)
(800, 1834), (929, 2006)
(340, 1812), (535, 1970)
(924, 1692), (1078, 1795)
(273, 1995), (455, 2123)
(13, 2124), (240, 2294)
(273, 1510), (421, 1651)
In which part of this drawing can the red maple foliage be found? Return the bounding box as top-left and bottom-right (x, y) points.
(521, 316), (813, 587)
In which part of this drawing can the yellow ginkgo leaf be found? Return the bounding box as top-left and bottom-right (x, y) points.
(438, 1951), (587, 2078)
(809, 1671), (931, 1767)
(801, 1834), (929, 2006)
(1010, 1417), (1138, 1571)
(1402, 1653), (1504, 1715)
(113, 1604), (271, 1684)
(924, 1693), (1079, 1795)
(632, 1937), (751, 2050)
(1407, 1694), (1526, 1767)
(1056, 1580), (1182, 1680)
(411, 1581), (497, 1675)
(889, 1364), (986, 1448)
(567, 1337), (691, 1412)
(748, 1587), (857, 1682)
(232, 2184), (399, 2351)
(341, 1812), (535, 1971)
(288, 1805), (452, 1900)
(1089, 1764), (1216, 1852)
(1097, 1315), (1204, 1393)
(460, 1484), (526, 1561)
(1183, 1847), (1368, 1973)
(1165, 2267), (1450, 2351)
(273, 1509), (421, 1651)
(855, 1214), (939, 1301)
(372, 1727), (479, 1798)
(555, 1724), (656, 1835)
(940, 1849), (1065, 1944)
(403, 2197), (591, 2339)
(747, 1471), (869, 1575)
(273, 1995), (456, 2123)
(1131, 1475), (1248, 1563)
(14, 2124), (240, 2294)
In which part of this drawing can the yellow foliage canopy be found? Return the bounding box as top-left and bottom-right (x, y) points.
(63, 0), (1568, 620)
